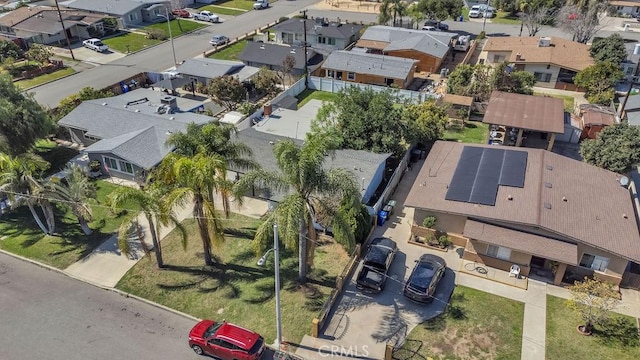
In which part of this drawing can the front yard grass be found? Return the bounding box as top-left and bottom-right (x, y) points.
(210, 0), (258, 11)
(442, 121), (489, 144)
(546, 295), (640, 360)
(116, 215), (350, 344)
(0, 180), (137, 269)
(33, 139), (79, 177)
(394, 286), (524, 360)
(296, 89), (339, 107)
(203, 5), (247, 16)
(491, 11), (521, 25)
(207, 40), (246, 60)
(102, 32), (162, 53)
(14, 67), (75, 89)
(534, 92), (576, 113)
(142, 19), (206, 37)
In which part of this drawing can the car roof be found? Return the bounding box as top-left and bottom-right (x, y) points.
(419, 254), (446, 267)
(363, 238), (396, 265)
(215, 322), (260, 350)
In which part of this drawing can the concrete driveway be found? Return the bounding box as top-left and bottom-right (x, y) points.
(49, 43), (127, 64)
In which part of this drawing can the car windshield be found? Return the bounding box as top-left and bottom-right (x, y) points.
(204, 322), (223, 338)
(409, 262), (436, 292)
(94, 41), (104, 46)
(248, 336), (264, 354)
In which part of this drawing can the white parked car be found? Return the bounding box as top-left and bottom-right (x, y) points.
(193, 10), (220, 23)
(253, 0), (269, 10)
(82, 38), (108, 52)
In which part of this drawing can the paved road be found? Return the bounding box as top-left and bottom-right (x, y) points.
(0, 252), (200, 360)
(30, 0), (319, 109)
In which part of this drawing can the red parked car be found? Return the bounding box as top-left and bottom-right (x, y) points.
(172, 8), (191, 18)
(188, 320), (265, 360)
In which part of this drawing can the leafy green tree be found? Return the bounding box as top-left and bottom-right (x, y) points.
(0, 40), (22, 62)
(404, 100), (448, 144)
(156, 153), (236, 266)
(580, 123), (640, 174)
(253, 67), (279, 95)
(53, 87), (114, 121)
(417, 0), (464, 20)
(207, 75), (246, 111)
(566, 276), (620, 334)
(234, 134), (361, 283)
(0, 73), (54, 155)
(590, 34), (627, 66)
(25, 43), (53, 68)
(313, 87), (407, 156)
(492, 62), (536, 95)
(407, 3), (427, 29)
(46, 164), (95, 235)
(446, 64), (474, 95)
(0, 153), (54, 234)
(109, 184), (187, 268)
(574, 61), (623, 105)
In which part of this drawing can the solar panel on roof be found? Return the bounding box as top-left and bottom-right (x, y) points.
(469, 148), (503, 205)
(499, 150), (527, 187)
(445, 147), (484, 202)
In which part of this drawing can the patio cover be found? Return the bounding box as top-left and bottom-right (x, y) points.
(483, 91), (565, 134)
(443, 94), (473, 107)
(464, 220), (578, 265)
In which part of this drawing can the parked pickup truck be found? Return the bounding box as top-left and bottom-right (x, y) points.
(193, 10), (220, 23)
(82, 38), (108, 53)
(356, 237), (397, 293)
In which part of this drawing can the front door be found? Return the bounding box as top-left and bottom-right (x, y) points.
(531, 256), (546, 268)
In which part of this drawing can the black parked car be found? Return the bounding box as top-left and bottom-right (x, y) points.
(404, 254), (446, 303)
(356, 237), (398, 293)
(424, 19), (449, 31)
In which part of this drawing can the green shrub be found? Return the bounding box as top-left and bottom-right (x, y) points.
(476, 31), (486, 40)
(238, 102), (258, 115)
(146, 28), (167, 40)
(422, 216), (437, 228)
(438, 235), (452, 247)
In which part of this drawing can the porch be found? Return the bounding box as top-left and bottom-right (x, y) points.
(459, 259), (529, 289)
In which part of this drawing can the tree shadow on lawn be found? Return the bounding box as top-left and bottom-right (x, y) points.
(223, 226), (257, 239)
(392, 339), (428, 360)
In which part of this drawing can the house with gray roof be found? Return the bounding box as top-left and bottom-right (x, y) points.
(355, 25), (455, 73)
(238, 41), (325, 76)
(321, 50), (418, 88)
(618, 94), (640, 126)
(174, 58), (260, 85)
(61, 0), (171, 27)
(58, 88), (212, 182)
(272, 17), (363, 51)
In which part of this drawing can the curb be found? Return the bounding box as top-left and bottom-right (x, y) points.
(0, 248), (201, 323)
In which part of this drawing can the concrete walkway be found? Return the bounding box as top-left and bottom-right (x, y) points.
(522, 280), (547, 360)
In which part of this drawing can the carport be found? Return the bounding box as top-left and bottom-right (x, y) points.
(483, 91), (565, 150)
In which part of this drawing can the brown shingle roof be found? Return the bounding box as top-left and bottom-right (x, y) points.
(464, 220), (578, 265)
(406, 141), (640, 263)
(482, 36), (594, 72)
(0, 6), (51, 27)
(582, 110), (615, 126)
(443, 94), (474, 107)
(483, 91), (565, 134)
(355, 39), (388, 50)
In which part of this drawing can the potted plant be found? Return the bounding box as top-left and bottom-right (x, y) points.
(88, 160), (102, 178)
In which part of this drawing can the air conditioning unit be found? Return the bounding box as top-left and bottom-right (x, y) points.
(538, 37), (551, 47)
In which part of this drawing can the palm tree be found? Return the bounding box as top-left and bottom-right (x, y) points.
(235, 134), (361, 283)
(391, 0), (408, 27)
(109, 184), (187, 268)
(378, 0), (392, 25)
(46, 164), (94, 235)
(156, 153), (236, 266)
(0, 153), (54, 234)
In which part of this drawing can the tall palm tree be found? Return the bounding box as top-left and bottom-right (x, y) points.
(46, 164), (94, 235)
(0, 152), (54, 234)
(378, 0), (392, 25)
(109, 184), (187, 268)
(156, 153), (236, 266)
(391, 0), (408, 27)
(234, 134), (361, 283)
(166, 122), (258, 171)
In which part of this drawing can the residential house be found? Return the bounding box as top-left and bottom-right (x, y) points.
(406, 141), (640, 287)
(57, 88), (212, 182)
(321, 50), (417, 88)
(609, 0), (640, 17)
(173, 58), (260, 85)
(355, 25), (455, 73)
(61, 0), (171, 28)
(622, 42), (640, 82)
(618, 94), (640, 125)
(238, 41), (324, 77)
(271, 17), (363, 51)
(478, 36), (594, 91)
(0, 6), (108, 45)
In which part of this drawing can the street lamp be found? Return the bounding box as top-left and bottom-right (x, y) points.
(157, 8), (177, 66)
(257, 223), (282, 349)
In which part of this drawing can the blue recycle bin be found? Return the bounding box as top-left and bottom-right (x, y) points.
(377, 210), (389, 226)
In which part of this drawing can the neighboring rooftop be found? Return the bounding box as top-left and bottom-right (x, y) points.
(406, 141), (640, 263)
(356, 25), (455, 58)
(273, 17), (363, 40)
(482, 36), (594, 71)
(322, 50), (417, 80)
(61, 0), (161, 16)
(175, 58), (259, 82)
(483, 91), (565, 134)
(239, 42), (323, 71)
(253, 100), (325, 140)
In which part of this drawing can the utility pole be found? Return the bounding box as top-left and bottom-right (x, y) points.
(158, 7), (177, 66)
(300, 10), (309, 87)
(620, 59), (640, 122)
(54, 0), (75, 60)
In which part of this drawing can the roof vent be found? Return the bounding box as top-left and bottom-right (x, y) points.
(620, 175), (630, 188)
(507, 194), (513, 200)
(515, 53), (521, 61)
(562, 196), (567, 202)
(102, 102), (107, 106)
(290, 49), (296, 54)
(259, 45), (265, 49)
(135, 109), (140, 112)
(169, 117), (175, 120)
(544, 202), (552, 209)
(545, 182), (552, 188)
(623, 213), (628, 219)
(545, 165), (553, 171)
(269, 141), (274, 145)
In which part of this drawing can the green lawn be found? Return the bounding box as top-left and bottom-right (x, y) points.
(296, 90), (339, 107)
(203, 5), (247, 16)
(546, 295), (640, 360)
(534, 92), (576, 113)
(143, 19), (206, 37)
(208, 40), (246, 60)
(442, 121), (489, 144)
(32, 139), (79, 177)
(102, 32), (162, 53)
(491, 11), (521, 25)
(394, 286), (524, 360)
(0, 180), (137, 269)
(116, 215), (350, 345)
(208, 0), (257, 11)
(14, 66), (76, 89)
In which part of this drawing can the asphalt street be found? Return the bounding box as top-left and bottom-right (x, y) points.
(0, 253), (200, 360)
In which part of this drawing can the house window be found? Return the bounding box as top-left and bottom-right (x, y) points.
(119, 161), (134, 174)
(128, 13), (138, 21)
(487, 245), (511, 261)
(103, 156), (134, 175)
(347, 72), (355, 80)
(282, 33), (294, 44)
(557, 68), (578, 84)
(492, 55), (505, 63)
(326, 69), (335, 78)
(580, 253), (610, 272)
(533, 72), (552, 82)
(318, 36), (326, 44)
(104, 157), (118, 171)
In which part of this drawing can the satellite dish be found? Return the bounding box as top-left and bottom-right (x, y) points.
(620, 176), (630, 187)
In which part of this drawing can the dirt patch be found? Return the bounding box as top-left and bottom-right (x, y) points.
(428, 325), (499, 360)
